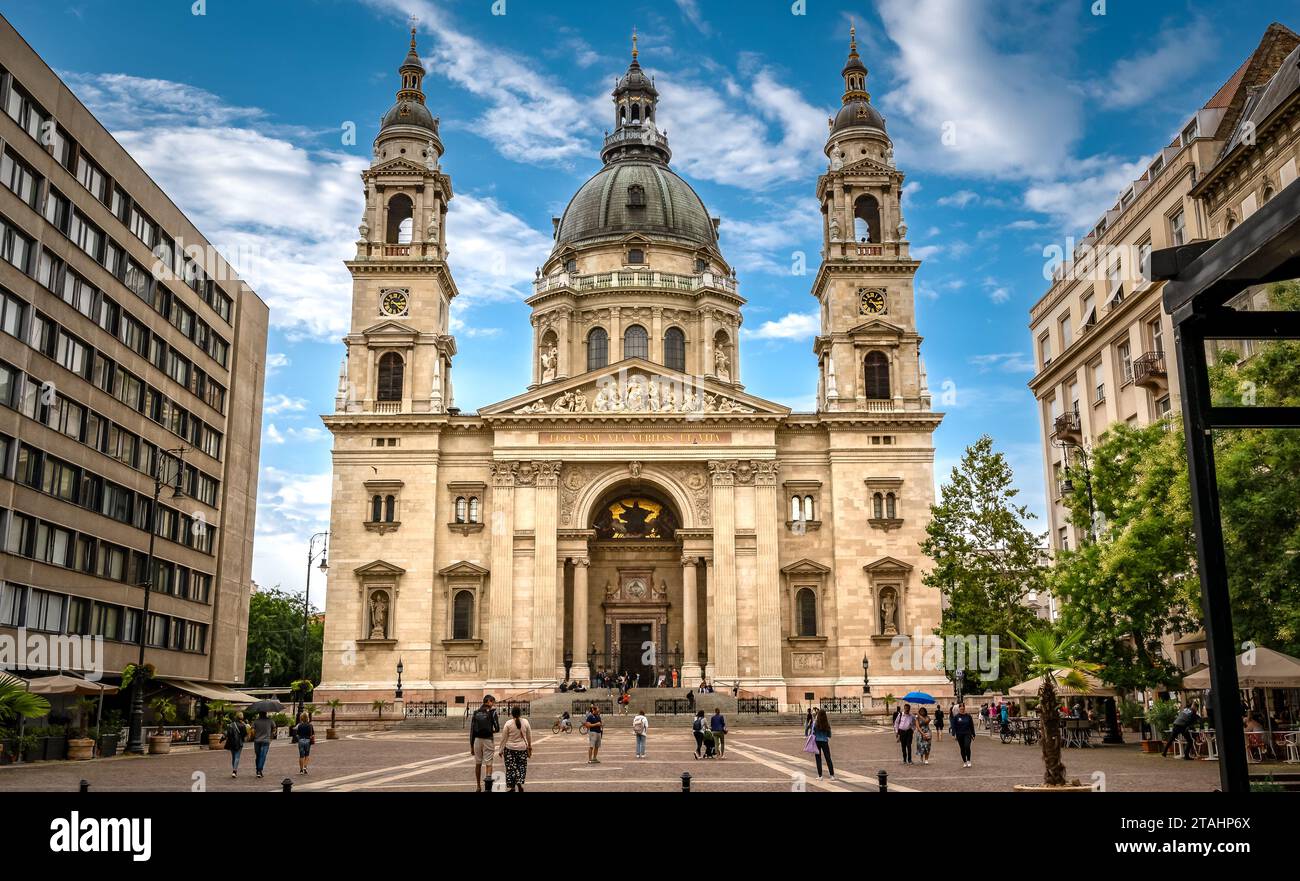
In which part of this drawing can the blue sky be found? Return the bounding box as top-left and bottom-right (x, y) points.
(3, 0), (1293, 601)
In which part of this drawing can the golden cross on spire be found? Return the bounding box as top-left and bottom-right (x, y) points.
(408, 14), (419, 50)
(632, 27), (639, 61)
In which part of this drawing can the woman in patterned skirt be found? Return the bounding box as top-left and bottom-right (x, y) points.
(499, 704), (533, 791)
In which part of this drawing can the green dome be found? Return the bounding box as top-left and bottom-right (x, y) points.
(555, 161), (717, 251)
(381, 99), (436, 132)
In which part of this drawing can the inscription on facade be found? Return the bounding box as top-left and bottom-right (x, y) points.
(540, 431), (732, 445)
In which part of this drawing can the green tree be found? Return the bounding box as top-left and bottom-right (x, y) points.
(922, 435), (1045, 691)
(1006, 628), (1101, 787)
(245, 586), (323, 686)
(0, 673), (50, 722)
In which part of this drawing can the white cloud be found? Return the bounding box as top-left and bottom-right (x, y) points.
(253, 466), (333, 603)
(264, 424), (285, 445)
(1088, 19), (1216, 110)
(744, 312), (820, 341)
(1022, 154), (1149, 233)
(674, 0), (711, 34)
(875, 0), (1083, 179)
(969, 352), (1036, 373)
(718, 199), (822, 275)
(264, 394), (309, 416)
(266, 352), (291, 374)
(912, 244), (943, 260)
(446, 193), (554, 312)
(937, 189), (979, 208)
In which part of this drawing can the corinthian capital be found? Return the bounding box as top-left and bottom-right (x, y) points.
(490, 461), (518, 487)
(707, 460), (735, 486)
(754, 460), (780, 485)
(536, 461), (563, 487)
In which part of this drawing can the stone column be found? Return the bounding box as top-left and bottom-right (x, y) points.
(754, 461), (784, 686)
(532, 462), (561, 682)
(572, 557), (590, 684)
(708, 460), (738, 682)
(486, 462), (517, 685)
(611, 306), (623, 362)
(681, 554), (701, 683)
(651, 306), (663, 364)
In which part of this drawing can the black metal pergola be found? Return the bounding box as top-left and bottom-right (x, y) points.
(1153, 180), (1300, 793)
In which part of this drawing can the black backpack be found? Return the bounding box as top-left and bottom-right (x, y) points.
(471, 707), (496, 738)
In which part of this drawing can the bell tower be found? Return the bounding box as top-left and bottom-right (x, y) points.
(338, 29), (459, 415)
(811, 27), (930, 414)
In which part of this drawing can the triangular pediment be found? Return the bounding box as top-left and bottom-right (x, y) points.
(367, 156), (432, 175)
(863, 555), (913, 574)
(781, 558), (832, 575)
(846, 317), (906, 337)
(354, 559), (407, 577)
(360, 319), (419, 339)
(479, 357), (791, 419)
(438, 561), (490, 577)
(838, 156), (901, 177)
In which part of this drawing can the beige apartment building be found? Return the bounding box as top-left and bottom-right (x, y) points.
(0, 16), (268, 688)
(1029, 23), (1298, 556)
(317, 30), (948, 706)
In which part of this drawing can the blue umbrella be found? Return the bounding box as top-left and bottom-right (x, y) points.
(902, 691), (936, 704)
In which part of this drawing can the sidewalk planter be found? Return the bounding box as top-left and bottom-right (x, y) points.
(326, 728), (338, 740)
(147, 735), (171, 755)
(1140, 739), (1163, 754)
(207, 733), (224, 750)
(21, 738), (42, 762)
(66, 737), (95, 761)
(97, 733), (119, 757)
(0, 739), (14, 765)
(42, 735), (68, 761)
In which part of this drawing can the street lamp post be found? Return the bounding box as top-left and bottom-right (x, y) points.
(126, 448), (188, 755)
(301, 533), (329, 679)
(395, 658), (404, 700)
(263, 660), (271, 688)
(1055, 439), (1097, 542)
(955, 667), (965, 706)
(862, 654), (870, 695)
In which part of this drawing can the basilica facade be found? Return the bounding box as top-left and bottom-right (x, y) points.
(316, 30), (947, 704)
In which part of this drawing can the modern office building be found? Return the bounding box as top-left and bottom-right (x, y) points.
(0, 15), (269, 690)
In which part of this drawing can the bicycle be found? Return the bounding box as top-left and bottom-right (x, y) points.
(552, 717), (574, 735)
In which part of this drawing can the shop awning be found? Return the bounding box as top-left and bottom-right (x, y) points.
(165, 679), (260, 704)
(1182, 647), (1300, 690)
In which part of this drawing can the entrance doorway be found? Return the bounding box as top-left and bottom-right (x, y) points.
(618, 622), (654, 687)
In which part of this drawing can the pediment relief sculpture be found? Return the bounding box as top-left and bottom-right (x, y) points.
(512, 372), (755, 416)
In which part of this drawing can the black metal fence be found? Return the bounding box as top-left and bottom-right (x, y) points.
(502, 700), (530, 717)
(654, 699), (696, 715)
(573, 699), (613, 714)
(737, 697), (779, 714)
(403, 701), (447, 719)
(819, 697), (861, 714)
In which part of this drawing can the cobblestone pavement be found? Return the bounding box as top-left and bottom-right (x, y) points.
(0, 724), (1232, 793)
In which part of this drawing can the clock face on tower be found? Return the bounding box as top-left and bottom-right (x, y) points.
(380, 289), (409, 317)
(859, 288), (887, 316)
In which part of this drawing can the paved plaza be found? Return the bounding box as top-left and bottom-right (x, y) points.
(0, 723), (1228, 793)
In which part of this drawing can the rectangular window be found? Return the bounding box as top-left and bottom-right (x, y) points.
(0, 215), (33, 272)
(0, 287), (26, 337)
(1059, 313), (1073, 349)
(1170, 209), (1186, 247)
(129, 206), (156, 249)
(1148, 318), (1164, 354)
(94, 603), (121, 640)
(1118, 341), (1133, 384)
(25, 588), (65, 633)
(1, 147), (40, 208)
(0, 582), (24, 627)
(145, 613), (168, 648)
(66, 596), (91, 635)
(75, 154), (108, 203)
(122, 607), (141, 644)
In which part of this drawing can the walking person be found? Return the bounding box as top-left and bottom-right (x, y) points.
(951, 702), (976, 768)
(894, 702), (916, 764)
(499, 704), (532, 791)
(691, 709), (707, 759)
(583, 703), (604, 763)
(469, 694), (501, 792)
(804, 707), (815, 736)
(251, 710), (275, 779)
(686, 689), (695, 712)
(933, 705), (944, 741)
(295, 711), (315, 775)
(811, 708), (835, 780)
(671, 667), (679, 689)
(632, 708), (649, 759)
(222, 711), (246, 778)
(1161, 702), (1200, 760)
(710, 707), (728, 759)
(916, 707), (933, 765)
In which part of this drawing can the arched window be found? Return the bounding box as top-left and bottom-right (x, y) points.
(386, 194), (414, 244)
(371, 495), (383, 523)
(873, 492), (884, 519)
(624, 324), (648, 359)
(664, 327), (686, 371)
(864, 352), (890, 400)
(455, 497), (467, 524)
(803, 495), (815, 521)
(587, 327), (609, 371)
(627, 185), (646, 207)
(565, 258), (578, 274)
(854, 194), (881, 243)
(468, 496), (480, 523)
(886, 493), (897, 519)
(791, 495), (802, 521)
(377, 352), (404, 401)
(453, 590), (474, 640)
(630, 103), (641, 124)
(796, 588), (817, 637)
(384, 495), (396, 522)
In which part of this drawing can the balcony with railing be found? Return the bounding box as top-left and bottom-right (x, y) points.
(1053, 410), (1082, 443)
(532, 269), (738, 297)
(1132, 351), (1167, 390)
(602, 127), (670, 153)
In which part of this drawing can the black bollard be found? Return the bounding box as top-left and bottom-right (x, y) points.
(281, 777), (293, 792)
(681, 771), (691, 792)
(79, 779), (90, 793)
(877, 769), (888, 793)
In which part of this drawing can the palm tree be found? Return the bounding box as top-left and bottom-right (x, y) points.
(371, 699), (391, 719)
(0, 674), (50, 722)
(326, 698), (343, 729)
(1007, 628), (1102, 787)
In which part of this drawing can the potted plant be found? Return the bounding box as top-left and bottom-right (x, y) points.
(95, 712), (123, 757)
(1119, 699), (1145, 734)
(0, 726), (13, 765)
(1007, 628), (1101, 792)
(205, 701), (231, 750)
(147, 697), (177, 754)
(325, 699), (343, 739)
(880, 693), (898, 717)
(19, 732), (41, 762)
(371, 699), (391, 720)
(67, 698), (97, 761)
(1144, 700), (1178, 754)
(41, 724), (68, 761)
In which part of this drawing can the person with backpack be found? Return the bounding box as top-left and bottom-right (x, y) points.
(295, 711), (316, 775)
(710, 707), (728, 759)
(691, 709), (707, 759)
(632, 708), (649, 758)
(933, 705), (945, 741)
(222, 711), (246, 778)
(810, 708), (834, 780)
(499, 704), (533, 791)
(583, 703), (604, 763)
(1161, 703), (1200, 760)
(469, 694), (501, 792)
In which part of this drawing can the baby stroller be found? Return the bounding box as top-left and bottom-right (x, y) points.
(701, 728), (718, 759)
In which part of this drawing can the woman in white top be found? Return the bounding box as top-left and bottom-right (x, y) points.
(499, 704), (533, 791)
(632, 709), (650, 758)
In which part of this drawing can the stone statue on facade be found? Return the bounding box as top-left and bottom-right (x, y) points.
(540, 344), (558, 383)
(369, 591), (390, 640)
(880, 589), (898, 637)
(714, 350), (730, 382)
